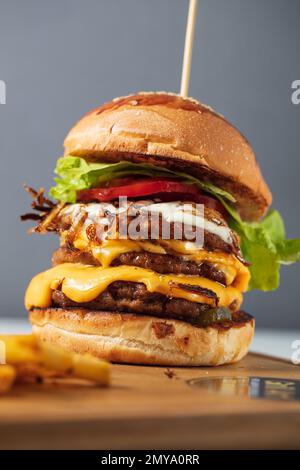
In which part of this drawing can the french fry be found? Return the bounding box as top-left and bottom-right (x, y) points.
(40, 343), (73, 372)
(40, 342), (110, 385)
(0, 335), (41, 364)
(71, 353), (110, 386)
(15, 362), (65, 384)
(0, 364), (16, 394)
(0, 334), (111, 391)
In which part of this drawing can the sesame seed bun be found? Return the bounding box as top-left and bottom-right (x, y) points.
(64, 92), (272, 221)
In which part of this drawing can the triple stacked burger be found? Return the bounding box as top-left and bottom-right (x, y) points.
(24, 93), (278, 366)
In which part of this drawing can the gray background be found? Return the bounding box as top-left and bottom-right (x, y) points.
(0, 0), (299, 328)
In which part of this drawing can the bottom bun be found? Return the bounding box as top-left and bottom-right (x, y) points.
(30, 308), (254, 366)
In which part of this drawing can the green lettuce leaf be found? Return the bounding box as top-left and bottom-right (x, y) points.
(50, 156), (235, 203)
(49, 156), (300, 292)
(220, 201), (300, 290)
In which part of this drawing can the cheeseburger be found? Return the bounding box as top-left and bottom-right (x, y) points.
(23, 92), (300, 366)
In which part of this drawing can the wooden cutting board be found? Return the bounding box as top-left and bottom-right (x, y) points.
(0, 353), (300, 450)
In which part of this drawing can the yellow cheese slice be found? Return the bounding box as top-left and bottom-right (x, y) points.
(25, 263), (244, 311)
(71, 237), (250, 292)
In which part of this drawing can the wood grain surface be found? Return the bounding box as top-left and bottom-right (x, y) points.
(0, 353), (300, 450)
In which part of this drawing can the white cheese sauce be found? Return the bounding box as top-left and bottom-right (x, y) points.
(141, 202), (232, 245)
(61, 201), (232, 245)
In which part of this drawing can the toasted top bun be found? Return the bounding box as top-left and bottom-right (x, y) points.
(64, 92), (272, 221)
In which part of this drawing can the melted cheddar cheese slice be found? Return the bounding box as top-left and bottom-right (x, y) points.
(25, 263), (246, 311)
(69, 238), (250, 292)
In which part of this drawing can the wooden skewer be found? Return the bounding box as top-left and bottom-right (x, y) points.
(180, 0), (199, 97)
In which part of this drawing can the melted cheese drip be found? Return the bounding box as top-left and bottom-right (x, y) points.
(25, 263), (244, 311)
(70, 236), (250, 292)
(89, 240), (167, 267)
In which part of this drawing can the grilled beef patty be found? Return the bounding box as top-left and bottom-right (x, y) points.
(52, 246), (227, 285)
(52, 281), (214, 323)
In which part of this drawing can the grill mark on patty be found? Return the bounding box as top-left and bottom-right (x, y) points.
(169, 282), (218, 307)
(52, 246), (227, 285)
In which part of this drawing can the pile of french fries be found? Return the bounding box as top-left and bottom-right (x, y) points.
(0, 334), (110, 394)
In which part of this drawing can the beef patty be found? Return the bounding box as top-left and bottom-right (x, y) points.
(52, 246), (227, 285)
(51, 280), (239, 325)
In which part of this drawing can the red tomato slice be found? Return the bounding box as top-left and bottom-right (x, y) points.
(77, 178), (227, 217)
(77, 179), (201, 201)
